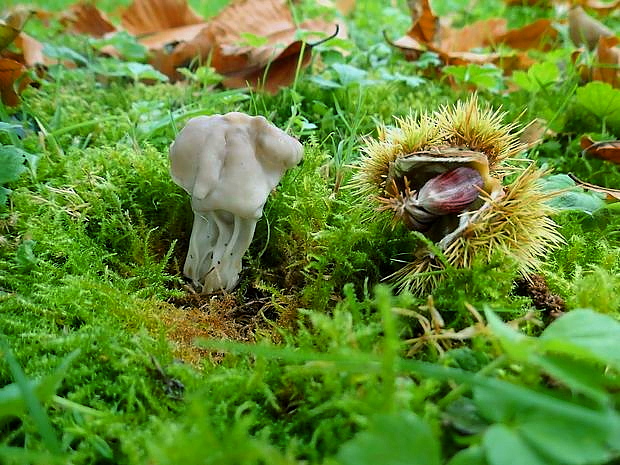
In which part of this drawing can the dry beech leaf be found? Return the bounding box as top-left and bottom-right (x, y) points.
(406, 0), (438, 44)
(568, 6), (616, 50)
(495, 18), (558, 51)
(439, 18), (506, 52)
(220, 40), (313, 93)
(121, 0), (204, 35)
(390, 1), (555, 73)
(592, 36), (620, 88)
(14, 32), (45, 67)
(0, 57), (30, 106)
(568, 173), (620, 201)
(581, 136), (620, 164)
(205, 0), (338, 93)
(61, 2), (116, 37)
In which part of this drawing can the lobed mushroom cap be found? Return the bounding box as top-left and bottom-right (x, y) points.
(169, 112), (303, 219)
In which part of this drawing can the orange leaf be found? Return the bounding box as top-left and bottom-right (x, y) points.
(60, 2), (116, 37)
(495, 19), (558, 51)
(205, 0), (336, 92)
(568, 173), (620, 201)
(221, 40), (313, 93)
(14, 32), (45, 67)
(138, 22), (209, 50)
(592, 36), (620, 88)
(406, 0), (438, 44)
(580, 136), (620, 164)
(0, 57), (30, 106)
(121, 0), (204, 36)
(439, 18), (506, 52)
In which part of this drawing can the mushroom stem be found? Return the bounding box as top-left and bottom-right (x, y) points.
(184, 211), (257, 292)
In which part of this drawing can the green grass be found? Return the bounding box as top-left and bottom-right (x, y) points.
(1, 0), (620, 464)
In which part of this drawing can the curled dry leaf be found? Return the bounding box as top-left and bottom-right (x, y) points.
(568, 173), (620, 201)
(580, 135), (620, 164)
(568, 6), (616, 50)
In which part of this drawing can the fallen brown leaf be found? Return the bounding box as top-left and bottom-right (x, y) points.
(0, 57), (30, 106)
(202, 0), (338, 92)
(568, 173), (620, 201)
(14, 32), (45, 67)
(569, 6), (616, 50)
(121, 0), (203, 35)
(61, 2), (116, 37)
(495, 18), (558, 51)
(591, 36), (620, 88)
(580, 135), (620, 164)
(406, 0), (438, 44)
(440, 18), (506, 52)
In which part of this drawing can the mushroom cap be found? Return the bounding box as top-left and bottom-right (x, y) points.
(169, 112), (303, 219)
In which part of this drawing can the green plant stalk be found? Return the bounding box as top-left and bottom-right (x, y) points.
(0, 338), (63, 456)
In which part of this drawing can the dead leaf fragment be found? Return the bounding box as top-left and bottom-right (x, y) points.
(580, 136), (620, 164)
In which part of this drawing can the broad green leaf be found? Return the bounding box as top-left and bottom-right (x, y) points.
(43, 44), (88, 66)
(474, 382), (620, 465)
(540, 309), (620, 370)
(0, 145), (28, 184)
(532, 353), (613, 403)
(575, 82), (620, 126)
(443, 64), (503, 91)
(518, 410), (617, 465)
(540, 174), (606, 214)
(15, 239), (37, 271)
(0, 349), (80, 418)
(0, 122), (23, 135)
(0, 186), (10, 205)
(89, 31), (147, 62)
(511, 61), (559, 93)
(483, 424), (547, 465)
(484, 309), (532, 361)
(337, 412), (441, 465)
(447, 446), (488, 465)
(331, 63), (370, 86)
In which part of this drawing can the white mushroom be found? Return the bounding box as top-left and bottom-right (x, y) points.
(169, 112), (303, 293)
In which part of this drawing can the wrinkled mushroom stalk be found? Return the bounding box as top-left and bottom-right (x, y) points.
(170, 112), (303, 293)
(354, 96), (563, 292)
(186, 211), (256, 292)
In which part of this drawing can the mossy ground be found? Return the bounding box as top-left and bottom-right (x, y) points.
(1, 0), (619, 464)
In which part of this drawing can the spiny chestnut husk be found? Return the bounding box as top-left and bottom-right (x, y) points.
(354, 96), (564, 292)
